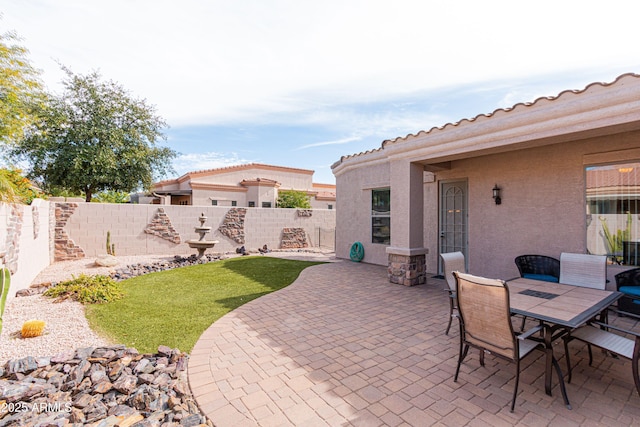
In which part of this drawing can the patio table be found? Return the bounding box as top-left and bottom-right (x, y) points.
(507, 277), (623, 409)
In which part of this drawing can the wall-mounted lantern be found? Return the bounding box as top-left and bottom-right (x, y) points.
(492, 184), (502, 205)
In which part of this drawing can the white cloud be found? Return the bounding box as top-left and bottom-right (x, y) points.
(4, 0), (640, 129)
(295, 136), (362, 151)
(172, 152), (253, 176)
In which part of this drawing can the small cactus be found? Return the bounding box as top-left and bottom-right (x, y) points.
(21, 319), (46, 338)
(106, 231), (116, 256)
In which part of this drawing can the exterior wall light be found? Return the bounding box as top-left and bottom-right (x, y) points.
(492, 184), (502, 205)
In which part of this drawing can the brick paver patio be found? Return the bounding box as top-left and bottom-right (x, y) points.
(188, 260), (640, 426)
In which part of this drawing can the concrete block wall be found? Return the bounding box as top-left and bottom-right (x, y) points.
(60, 203), (336, 258)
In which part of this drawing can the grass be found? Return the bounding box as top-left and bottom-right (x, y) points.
(85, 256), (322, 354)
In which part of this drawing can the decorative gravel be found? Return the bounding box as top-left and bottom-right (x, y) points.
(0, 255), (174, 366)
(0, 294), (110, 366)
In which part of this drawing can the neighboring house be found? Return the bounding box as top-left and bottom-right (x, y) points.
(149, 163), (336, 209)
(331, 73), (640, 286)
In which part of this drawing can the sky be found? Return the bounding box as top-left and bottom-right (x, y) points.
(2, 0), (640, 184)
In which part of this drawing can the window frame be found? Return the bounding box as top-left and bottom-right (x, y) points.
(371, 188), (390, 245)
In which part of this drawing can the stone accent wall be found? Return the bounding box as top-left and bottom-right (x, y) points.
(387, 253), (426, 286)
(144, 208), (181, 244)
(4, 204), (24, 273)
(280, 227), (309, 249)
(54, 203), (85, 262)
(32, 205), (39, 239)
(218, 208), (246, 244)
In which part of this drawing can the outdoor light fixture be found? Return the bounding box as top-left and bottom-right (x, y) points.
(492, 184), (501, 205)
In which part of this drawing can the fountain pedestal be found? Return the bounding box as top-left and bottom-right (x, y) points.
(186, 213), (219, 258)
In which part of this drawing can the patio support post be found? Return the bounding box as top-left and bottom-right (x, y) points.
(386, 160), (427, 286)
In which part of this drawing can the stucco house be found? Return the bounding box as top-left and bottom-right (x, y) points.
(331, 73), (640, 287)
(149, 163), (336, 209)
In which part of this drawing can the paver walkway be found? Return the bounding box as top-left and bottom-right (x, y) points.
(188, 260), (640, 426)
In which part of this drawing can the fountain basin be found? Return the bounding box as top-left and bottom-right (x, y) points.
(187, 239), (219, 258)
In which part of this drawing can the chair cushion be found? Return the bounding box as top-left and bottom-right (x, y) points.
(523, 273), (559, 283)
(619, 286), (640, 297)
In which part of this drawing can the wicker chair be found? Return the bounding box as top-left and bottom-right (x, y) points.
(514, 255), (560, 283)
(615, 268), (640, 316)
(513, 255), (560, 330)
(440, 251), (466, 335)
(563, 319), (640, 397)
(453, 272), (566, 412)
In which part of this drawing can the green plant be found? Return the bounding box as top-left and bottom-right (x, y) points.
(0, 268), (10, 335)
(0, 169), (45, 204)
(44, 274), (123, 304)
(93, 190), (131, 204)
(106, 231), (115, 256)
(599, 212), (632, 254)
(277, 190), (311, 208)
(85, 257), (322, 353)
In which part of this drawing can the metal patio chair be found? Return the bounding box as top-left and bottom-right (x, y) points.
(453, 271), (564, 412)
(440, 251), (466, 335)
(563, 318), (640, 397)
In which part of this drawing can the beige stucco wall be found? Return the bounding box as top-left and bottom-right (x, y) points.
(335, 157), (390, 265)
(0, 199), (51, 306)
(63, 204), (335, 257)
(335, 130), (640, 282)
(195, 167), (314, 190)
(191, 188), (247, 207)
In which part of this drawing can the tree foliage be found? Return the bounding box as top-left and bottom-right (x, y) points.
(0, 169), (44, 204)
(92, 190), (130, 203)
(10, 68), (176, 202)
(0, 30), (44, 145)
(277, 189), (311, 208)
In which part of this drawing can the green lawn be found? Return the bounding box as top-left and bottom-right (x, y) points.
(85, 256), (322, 354)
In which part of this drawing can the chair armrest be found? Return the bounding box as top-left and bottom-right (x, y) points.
(589, 320), (640, 338)
(518, 324), (543, 340)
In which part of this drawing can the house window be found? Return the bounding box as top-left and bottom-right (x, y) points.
(372, 188), (390, 244)
(586, 162), (640, 265)
(211, 200), (217, 206)
(232, 201), (237, 207)
(248, 201), (255, 207)
(262, 202), (272, 208)
(328, 204), (333, 210)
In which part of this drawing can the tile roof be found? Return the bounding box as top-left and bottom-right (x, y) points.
(332, 72), (640, 168)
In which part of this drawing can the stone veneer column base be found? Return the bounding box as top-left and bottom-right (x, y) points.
(387, 253), (427, 286)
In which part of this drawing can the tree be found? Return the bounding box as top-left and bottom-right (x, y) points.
(0, 29), (43, 145)
(10, 68), (176, 202)
(277, 189), (311, 208)
(0, 29), (44, 203)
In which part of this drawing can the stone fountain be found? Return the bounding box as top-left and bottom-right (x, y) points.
(186, 212), (219, 258)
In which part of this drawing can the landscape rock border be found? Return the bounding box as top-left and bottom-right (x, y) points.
(0, 345), (211, 426)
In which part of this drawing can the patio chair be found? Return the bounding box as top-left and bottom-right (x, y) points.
(615, 268), (640, 317)
(514, 255), (560, 283)
(440, 251), (466, 335)
(563, 318), (640, 397)
(559, 252), (607, 289)
(514, 255), (560, 330)
(453, 272), (563, 412)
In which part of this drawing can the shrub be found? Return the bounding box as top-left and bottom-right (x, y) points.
(44, 274), (123, 304)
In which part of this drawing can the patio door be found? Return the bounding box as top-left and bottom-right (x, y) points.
(439, 180), (468, 274)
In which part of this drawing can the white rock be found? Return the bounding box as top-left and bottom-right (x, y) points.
(94, 255), (118, 267)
